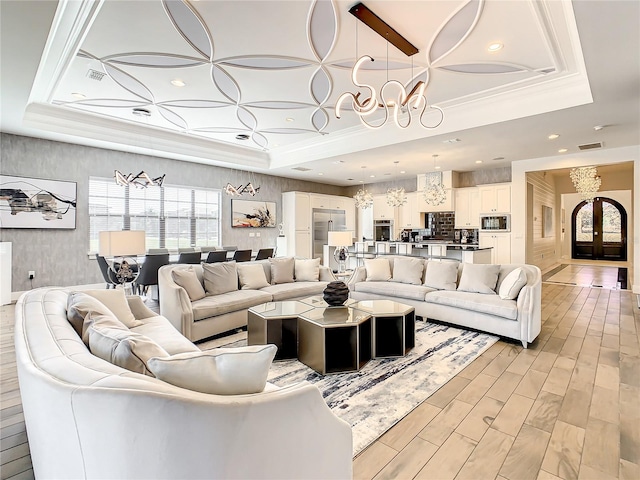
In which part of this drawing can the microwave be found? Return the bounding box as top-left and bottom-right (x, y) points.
(480, 214), (510, 232)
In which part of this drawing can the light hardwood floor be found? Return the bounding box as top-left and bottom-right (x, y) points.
(1, 281), (639, 480)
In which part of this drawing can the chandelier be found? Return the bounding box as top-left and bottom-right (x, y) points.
(223, 182), (260, 196)
(423, 172), (447, 206)
(386, 161), (407, 207)
(353, 166), (373, 209)
(570, 166), (601, 203)
(114, 170), (165, 188)
(334, 3), (444, 131)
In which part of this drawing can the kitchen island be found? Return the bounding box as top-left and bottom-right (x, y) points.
(347, 241), (493, 266)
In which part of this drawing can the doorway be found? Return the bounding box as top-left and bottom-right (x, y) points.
(571, 197), (627, 261)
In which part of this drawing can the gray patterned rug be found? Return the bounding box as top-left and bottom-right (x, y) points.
(207, 321), (498, 456)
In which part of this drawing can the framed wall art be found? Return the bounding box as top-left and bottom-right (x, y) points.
(231, 199), (276, 228)
(0, 175), (77, 229)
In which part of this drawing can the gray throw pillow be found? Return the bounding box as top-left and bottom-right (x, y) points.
(203, 262), (238, 296)
(171, 266), (206, 301)
(269, 257), (295, 284)
(457, 263), (501, 294)
(423, 261), (458, 290)
(237, 263), (270, 290)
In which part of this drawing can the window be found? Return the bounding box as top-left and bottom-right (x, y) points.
(89, 177), (221, 253)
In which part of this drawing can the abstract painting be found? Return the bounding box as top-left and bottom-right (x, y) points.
(232, 199), (275, 228)
(0, 175), (77, 229)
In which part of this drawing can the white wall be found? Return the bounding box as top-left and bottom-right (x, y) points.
(560, 190), (632, 260)
(511, 145), (640, 293)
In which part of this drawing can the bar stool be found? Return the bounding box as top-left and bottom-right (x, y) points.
(396, 243), (413, 256)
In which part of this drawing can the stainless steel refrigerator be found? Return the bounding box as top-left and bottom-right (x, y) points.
(312, 208), (347, 260)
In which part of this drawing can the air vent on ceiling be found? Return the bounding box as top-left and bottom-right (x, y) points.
(86, 69), (106, 81)
(292, 167), (312, 172)
(132, 108), (151, 117)
(235, 134), (250, 140)
(578, 142), (604, 151)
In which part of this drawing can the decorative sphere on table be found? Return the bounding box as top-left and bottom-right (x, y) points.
(323, 281), (349, 306)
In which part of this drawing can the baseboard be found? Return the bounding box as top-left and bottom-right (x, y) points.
(10, 283), (105, 303)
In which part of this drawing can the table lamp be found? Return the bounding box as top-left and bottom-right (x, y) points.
(328, 231), (353, 274)
(99, 230), (146, 286)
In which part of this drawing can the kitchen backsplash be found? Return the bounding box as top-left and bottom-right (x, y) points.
(455, 228), (479, 244)
(421, 212), (456, 240)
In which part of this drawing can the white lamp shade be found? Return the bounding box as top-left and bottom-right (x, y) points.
(99, 230), (146, 257)
(327, 231), (353, 247)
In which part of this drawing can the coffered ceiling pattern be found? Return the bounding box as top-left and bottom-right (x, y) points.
(52, 0), (562, 153)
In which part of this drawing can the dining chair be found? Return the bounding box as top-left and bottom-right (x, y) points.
(177, 251), (202, 264)
(232, 249), (252, 262)
(134, 253), (170, 295)
(222, 245), (238, 251)
(178, 247), (195, 253)
(205, 250), (228, 263)
(254, 248), (274, 260)
(148, 248), (169, 254)
(95, 254), (119, 289)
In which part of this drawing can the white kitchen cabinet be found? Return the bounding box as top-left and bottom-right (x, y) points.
(479, 183), (511, 213)
(310, 194), (343, 210)
(479, 232), (511, 264)
(373, 194), (396, 220)
(358, 205), (374, 241)
(399, 192), (424, 229)
(282, 191), (311, 257)
(294, 231), (312, 258)
(454, 187), (480, 228)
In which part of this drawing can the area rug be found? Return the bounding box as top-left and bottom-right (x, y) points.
(203, 322), (498, 456)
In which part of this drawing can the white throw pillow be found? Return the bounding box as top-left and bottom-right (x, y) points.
(67, 291), (117, 339)
(171, 267), (206, 301)
(364, 258), (392, 282)
(84, 289), (142, 328)
(237, 263), (270, 290)
(457, 263), (500, 294)
(423, 261), (458, 291)
(295, 258), (321, 282)
(499, 267), (528, 300)
(147, 345), (277, 395)
(391, 257), (424, 285)
(269, 257), (295, 284)
(88, 321), (169, 375)
(202, 262), (238, 295)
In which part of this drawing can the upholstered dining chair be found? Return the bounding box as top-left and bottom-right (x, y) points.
(205, 250), (228, 263)
(254, 248), (274, 260)
(95, 254), (119, 289)
(176, 251), (201, 264)
(178, 247), (195, 253)
(134, 253), (170, 295)
(232, 249), (252, 262)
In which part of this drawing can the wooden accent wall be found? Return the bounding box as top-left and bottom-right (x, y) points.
(526, 171), (558, 271)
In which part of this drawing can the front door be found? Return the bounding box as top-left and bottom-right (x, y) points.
(572, 197), (627, 261)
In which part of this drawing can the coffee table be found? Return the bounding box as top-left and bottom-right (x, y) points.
(247, 301), (312, 360)
(352, 300), (415, 358)
(297, 306), (372, 375)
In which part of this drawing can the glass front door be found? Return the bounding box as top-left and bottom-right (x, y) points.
(572, 197), (627, 261)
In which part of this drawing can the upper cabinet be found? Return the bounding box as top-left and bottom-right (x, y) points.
(478, 183), (511, 213)
(399, 192), (424, 229)
(454, 187), (480, 228)
(373, 194), (396, 220)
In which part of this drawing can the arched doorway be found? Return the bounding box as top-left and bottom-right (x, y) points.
(572, 197), (627, 261)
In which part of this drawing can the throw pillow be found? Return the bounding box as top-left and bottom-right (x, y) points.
(237, 263), (270, 290)
(269, 257), (295, 284)
(67, 291), (115, 338)
(83, 289), (142, 328)
(423, 261), (458, 291)
(364, 258), (392, 282)
(391, 257), (424, 285)
(202, 262), (238, 296)
(88, 321), (169, 375)
(457, 263), (501, 294)
(499, 267), (528, 300)
(294, 258), (320, 282)
(147, 345), (277, 395)
(171, 266), (206, 301)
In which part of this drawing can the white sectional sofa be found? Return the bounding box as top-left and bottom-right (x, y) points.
(158, 258), (335, 342)
(347, 256), (541, 347)
(15, 287), (352, 480)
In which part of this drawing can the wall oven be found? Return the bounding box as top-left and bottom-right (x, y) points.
(480, 214), (510, 232)
(374, 220), (393, 241)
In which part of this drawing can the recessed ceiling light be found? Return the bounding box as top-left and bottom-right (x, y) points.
(370, 175), (375, 178)
(548, 134), (560, 140)
(475, 160), (483, 164)
(400, 170), (405, 174)
(273, 143), (279, 147)
(318, 173), (324, 176)
(235, 134), (250, 140)
(488, 42), (503, 52)
(558, 148), (568, 153)
(286, 117), (294, 122)
(359, 180), (364, 183)
(71, 92), (86, 99)
(170, 79), (186, 87)
(435, 166), (441, 170)
(593, 125), (604, 131)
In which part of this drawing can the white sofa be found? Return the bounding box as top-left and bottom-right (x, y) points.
(14, 288), (352, 479)
(158, 259), (335, 342)
(347, 257), (541, 347)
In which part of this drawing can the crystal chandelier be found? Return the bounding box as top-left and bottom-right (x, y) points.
(386, 161), (407, 207)
(422, 172), (447, 206)
(353, 166), (373, 209)
(570, 166), (601, 203)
